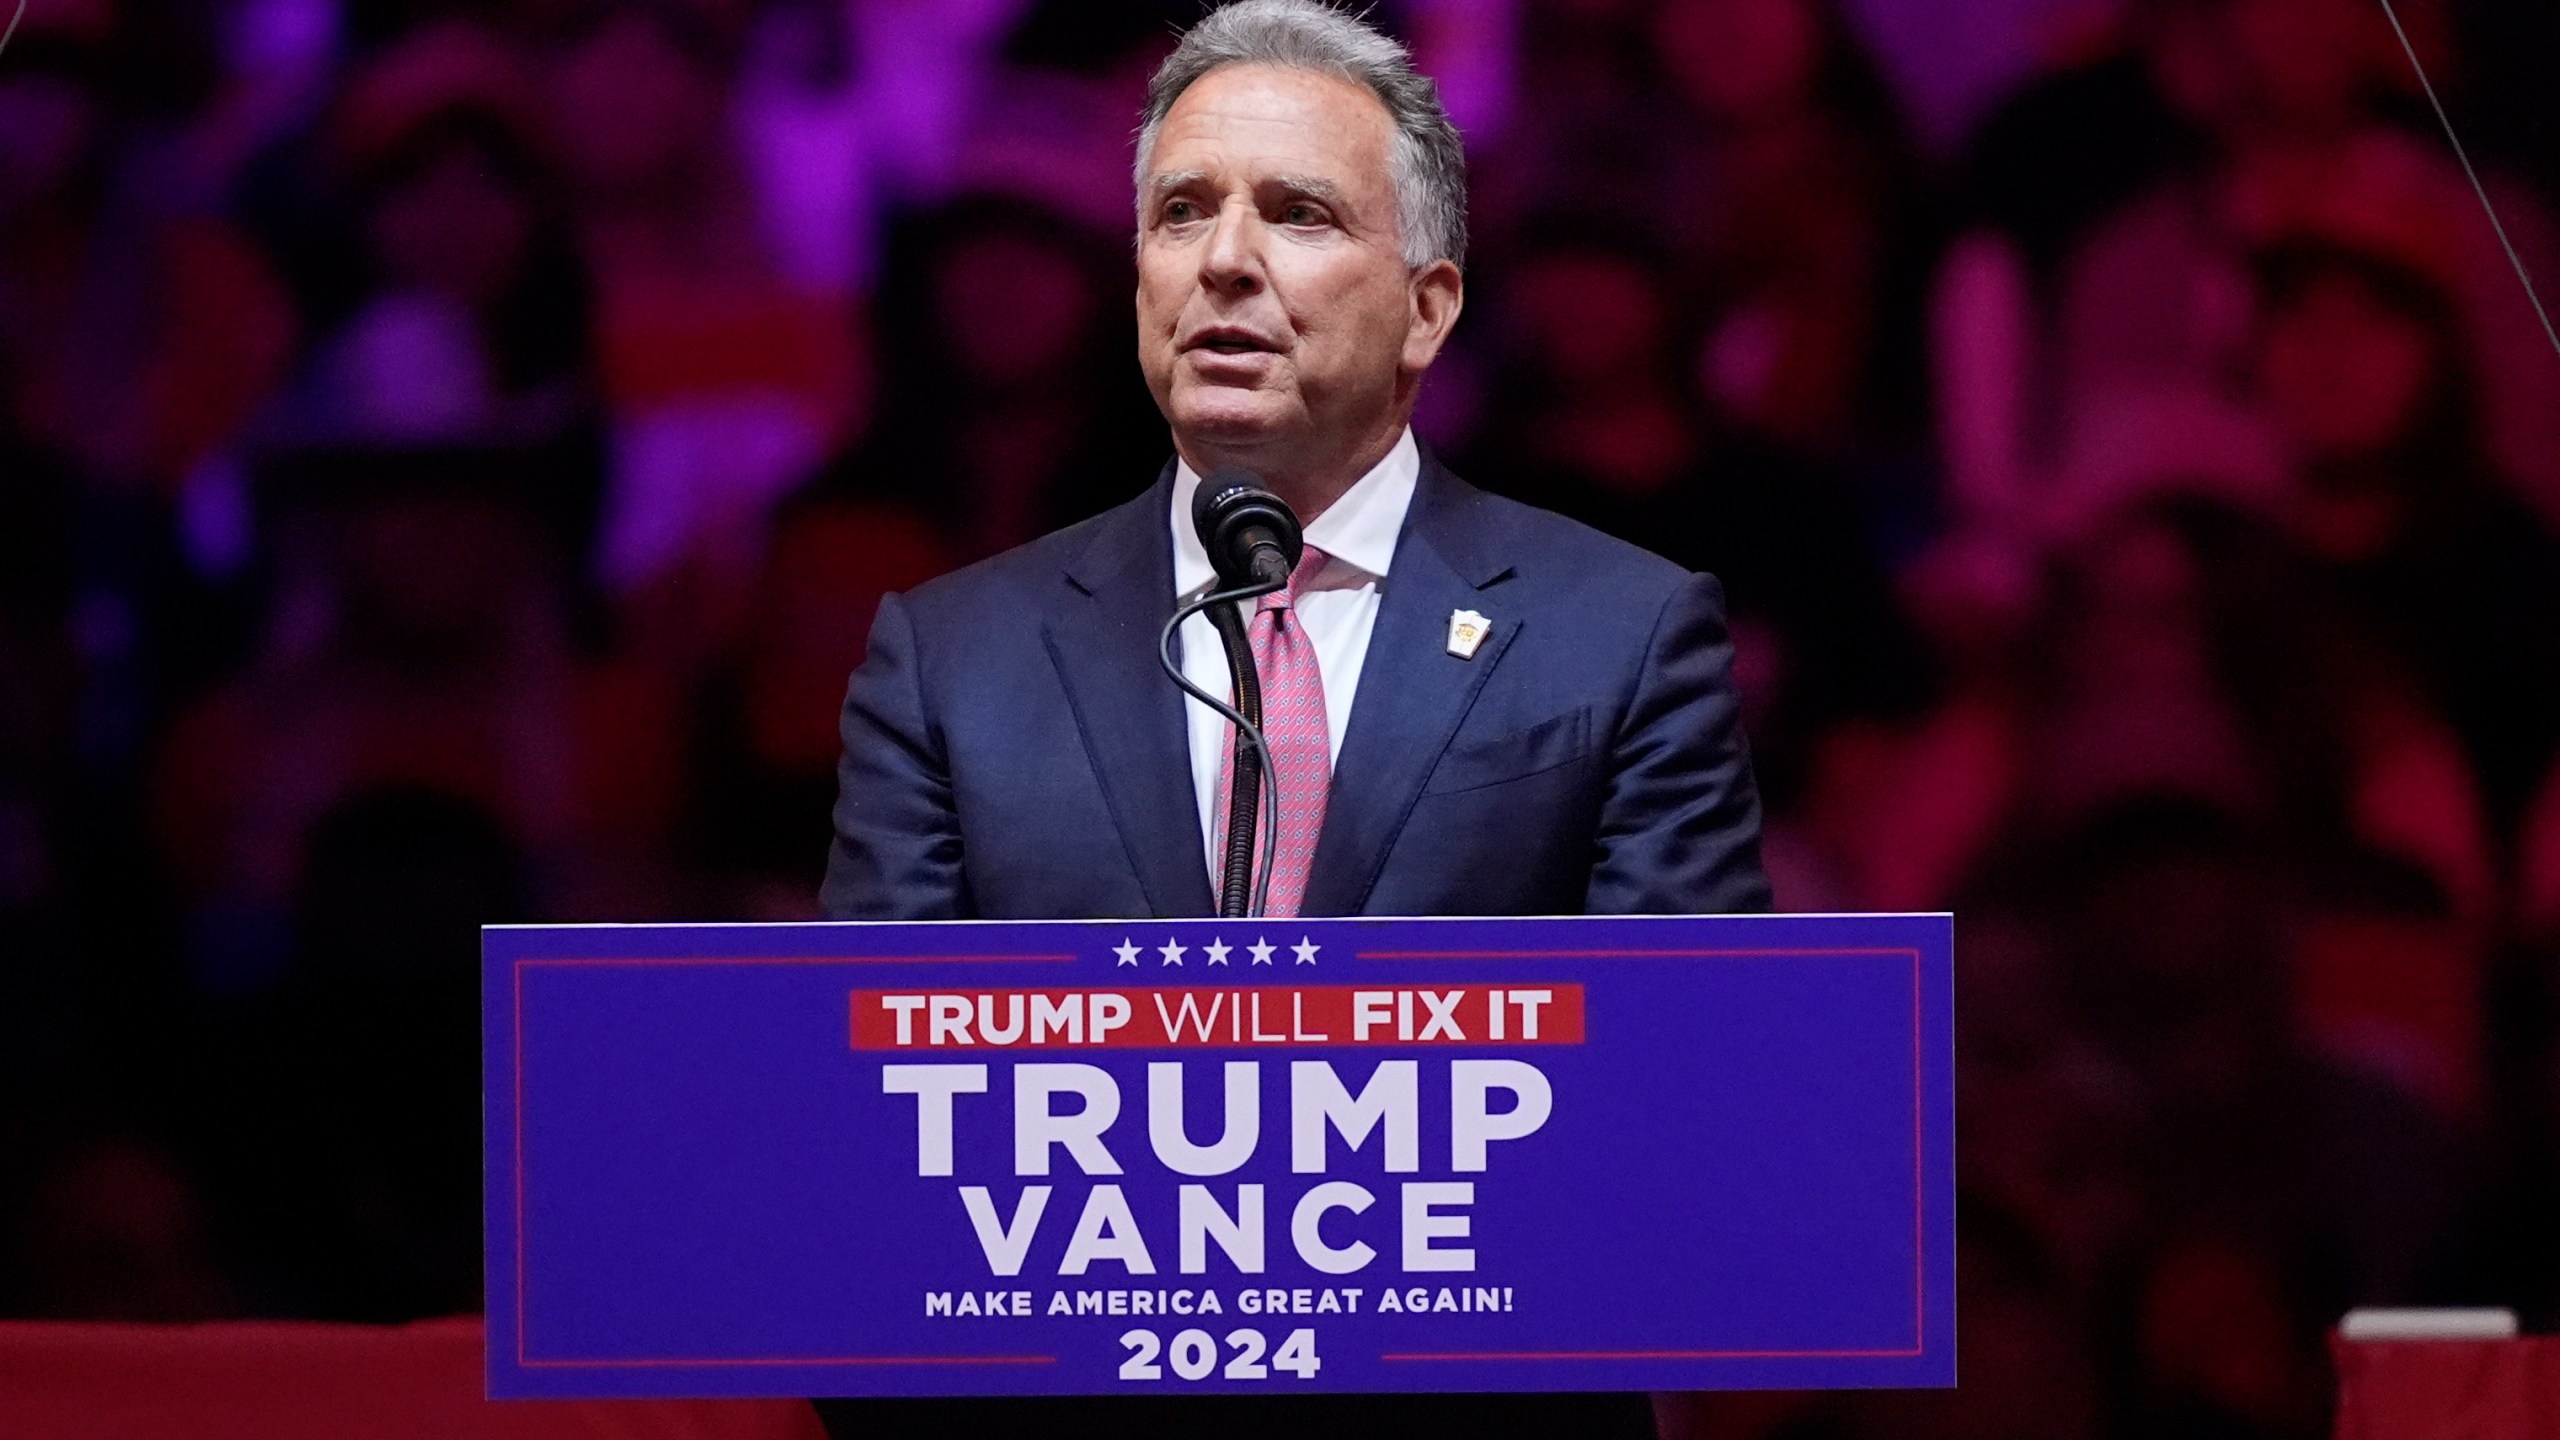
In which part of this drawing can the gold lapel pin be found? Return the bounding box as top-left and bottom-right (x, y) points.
(1446, 608), (1491, 660)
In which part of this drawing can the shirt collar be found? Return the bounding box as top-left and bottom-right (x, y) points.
(1170, 427), (1420, 597)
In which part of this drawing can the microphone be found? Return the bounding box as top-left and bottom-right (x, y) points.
(1192, 468), (1304, 589)
(1171, 467), (1301, 917)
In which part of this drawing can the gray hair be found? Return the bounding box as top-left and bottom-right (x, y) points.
(1134, 0), (1467, 270)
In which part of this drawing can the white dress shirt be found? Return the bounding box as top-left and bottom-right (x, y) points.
(1170, 428), (1420, 874)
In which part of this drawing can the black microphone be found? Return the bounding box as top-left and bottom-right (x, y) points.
(1175, 467), (1302, 917)
(1192, 467), (1304, 589)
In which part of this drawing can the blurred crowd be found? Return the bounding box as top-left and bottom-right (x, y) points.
(3, 0), (2558, 1433)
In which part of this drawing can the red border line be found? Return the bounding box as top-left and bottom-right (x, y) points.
(521, 1354), (1057, 1369)
(514, 961), (526, 1369)
(1912, 949), (1925, 1353)
(1357, 948), (1918, 959)
(1381, 1347), (1925, 1362)
(518, 953), (1078, 968)
(513, 944), (1940, 1373)
(508, 951), (1079, 1371)
(1368, 944), (1932, 1365)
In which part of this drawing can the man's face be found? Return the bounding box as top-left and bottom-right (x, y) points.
(1136, 64), (1457, 479)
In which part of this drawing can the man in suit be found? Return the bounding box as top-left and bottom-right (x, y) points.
(819, 1), (1768, 1433)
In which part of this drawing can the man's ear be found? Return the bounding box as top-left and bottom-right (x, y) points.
(1402, 259), (1465, 374)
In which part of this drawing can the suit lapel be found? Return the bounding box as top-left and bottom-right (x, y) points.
(1301, 457), (1519, 916)
(1043, 472), (1217, 918)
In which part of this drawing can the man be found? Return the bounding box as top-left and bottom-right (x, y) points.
(819, 2), (1767, 1434)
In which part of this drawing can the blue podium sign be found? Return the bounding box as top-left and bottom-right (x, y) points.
(483, 913), (1953, 1398)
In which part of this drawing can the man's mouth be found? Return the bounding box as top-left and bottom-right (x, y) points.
(1185, 328), (1281, 355)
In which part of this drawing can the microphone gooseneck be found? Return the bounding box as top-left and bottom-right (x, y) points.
(1161, 468), (1305, 917)
(1157, 578), (1283, 919)
(1205, 602), (1264, 918)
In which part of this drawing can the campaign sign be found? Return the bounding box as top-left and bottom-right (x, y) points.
(483, 912), (1953, 1398)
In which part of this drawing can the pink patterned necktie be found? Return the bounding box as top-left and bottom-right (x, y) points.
(1213, 546), (1332, 917)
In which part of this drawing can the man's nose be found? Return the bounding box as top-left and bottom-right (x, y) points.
(1199, 198), (1265, 296)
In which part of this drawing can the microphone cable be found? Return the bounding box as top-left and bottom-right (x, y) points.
(2373, 0), (2560, 359)
(1158, 578), (1285, 918)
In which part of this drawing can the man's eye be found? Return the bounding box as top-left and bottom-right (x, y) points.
(1163, 200), (1200, 222)
(1282, 203), (1324, 226)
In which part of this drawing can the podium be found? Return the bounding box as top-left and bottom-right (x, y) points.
(483, 913), (1953, 1399)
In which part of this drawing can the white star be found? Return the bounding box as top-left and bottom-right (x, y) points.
(1159, 939), (1187, 966)
(1248, 937), (1276, 966)
(1293, 937), (1321, 965)
(1204, 939), (1231, 966)
(1114, 939), (1140, 967)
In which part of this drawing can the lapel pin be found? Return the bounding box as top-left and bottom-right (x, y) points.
(1446, 608), (1491, 660)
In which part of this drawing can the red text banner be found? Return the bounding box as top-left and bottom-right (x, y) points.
(850, 985), (1586, 1051)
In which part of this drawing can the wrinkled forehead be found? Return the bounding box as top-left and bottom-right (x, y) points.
(1141, 63), (1396, 201)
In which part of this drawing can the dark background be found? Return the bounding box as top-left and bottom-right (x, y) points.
(3, 0), (2558, 1434)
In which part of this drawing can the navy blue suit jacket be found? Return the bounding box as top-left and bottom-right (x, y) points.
(823, 452), (1770, 921)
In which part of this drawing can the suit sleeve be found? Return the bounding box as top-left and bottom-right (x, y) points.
(821, 592), (970, 919)
(1584, 572), (1775, 915)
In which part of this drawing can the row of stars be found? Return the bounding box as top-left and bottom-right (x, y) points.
(1112, 937), (1322, 967)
